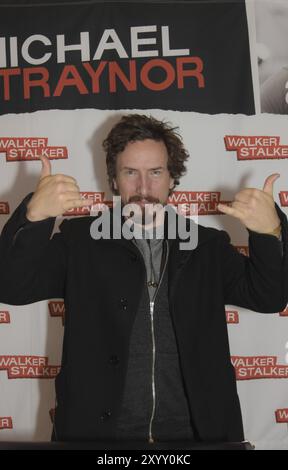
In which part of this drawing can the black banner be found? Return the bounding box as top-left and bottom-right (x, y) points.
(0, 1), (254, 115)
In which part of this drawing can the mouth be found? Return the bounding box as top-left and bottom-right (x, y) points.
(128, 196), (160, 206)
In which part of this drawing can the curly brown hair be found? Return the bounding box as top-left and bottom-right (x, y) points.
(103, 114), (189, 195)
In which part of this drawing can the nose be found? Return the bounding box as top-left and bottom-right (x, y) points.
(136, 173), (150, 197)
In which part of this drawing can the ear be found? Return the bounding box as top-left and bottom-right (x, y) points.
(113, 178), (118, 192)
(169, 177), (174, 190)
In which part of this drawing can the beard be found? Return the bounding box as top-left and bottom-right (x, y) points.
(124, 195), (164, 227)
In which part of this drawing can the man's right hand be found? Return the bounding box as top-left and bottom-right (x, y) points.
(26, 155), (93, 222)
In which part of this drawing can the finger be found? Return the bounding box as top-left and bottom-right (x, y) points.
(234, 191), (250, 204)
(39, 155), (51, 180)
(217, 203), (242, 219)
(230, 201), (247, 214)
(53, 174), (77, 185)
(57, 182), (80, 193)
(61, 191), (82, 201)
(234, 188), (259, 198)
(63, 198), (94, 211)
(263, 173), (280, 196)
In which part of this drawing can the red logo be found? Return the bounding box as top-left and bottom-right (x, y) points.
(226, 310), (239, 324)
(0, 356), (60, 379)
(0, 311), (10, 324)
(63, 191), (106, 216)
(224, 135), (288, 160)
(48, 301), (65, 325)
(0, 417), (13, 430)
(168, 191), (230, 215)
(279, 192), (288, 207)
(0, 137), (68, 161)
(231, 356), (288, 380)
(0, 202), (9, 214)
(275, 409), (288, 423)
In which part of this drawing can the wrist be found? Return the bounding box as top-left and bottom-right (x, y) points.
(265, 223), (282, 238)
(26, 207), (47, 222)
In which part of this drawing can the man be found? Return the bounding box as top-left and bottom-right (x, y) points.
(0, 114), (287, 444)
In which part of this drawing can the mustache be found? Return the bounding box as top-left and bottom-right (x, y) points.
(127, 195), (160, 204)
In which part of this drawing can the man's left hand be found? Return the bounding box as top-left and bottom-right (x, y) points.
(217, 173), (281, 234)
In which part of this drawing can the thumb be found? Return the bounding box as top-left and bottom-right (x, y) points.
(262, 173), (280, 196)
(39, 155), (51, 180)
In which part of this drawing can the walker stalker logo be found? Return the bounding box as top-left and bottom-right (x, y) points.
(168, 191), (231, 216)
(0, 2), (254, 114)
(48, 301), (65, 325)
(0, 311), (10, 324)
(231, 356), (288, 380)
(224, 136), (288, 160)
(235, 246), (249, 257)
(0, 202), (9, 214)
(275, 409), (288, 423)
(0, 417), (13, 430)
(0, 137), (68, 161)
(0, 356), (60, 379)
(63, 192), (107, 216)
(279, 192), (288, 207)
(226, 310), (239, 324)
(279, 305), (288, 317)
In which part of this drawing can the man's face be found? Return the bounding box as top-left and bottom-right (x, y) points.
(113, 139), (174, 222)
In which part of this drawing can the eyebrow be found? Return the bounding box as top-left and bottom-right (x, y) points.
(121, 166), (165, 171)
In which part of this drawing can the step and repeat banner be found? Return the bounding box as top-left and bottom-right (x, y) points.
(0, 0), (287, 449)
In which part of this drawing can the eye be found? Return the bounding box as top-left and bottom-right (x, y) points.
(125, 169), (136, 176)
(151, 169), (162, 176)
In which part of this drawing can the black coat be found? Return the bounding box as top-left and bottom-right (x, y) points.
(0, 194), (287, 442)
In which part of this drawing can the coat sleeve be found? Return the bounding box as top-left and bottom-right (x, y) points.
(222, 204), (288, 313)
(0, 193), (69, 305)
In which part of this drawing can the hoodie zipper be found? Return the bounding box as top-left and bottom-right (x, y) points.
(148, 240), (169, 444)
